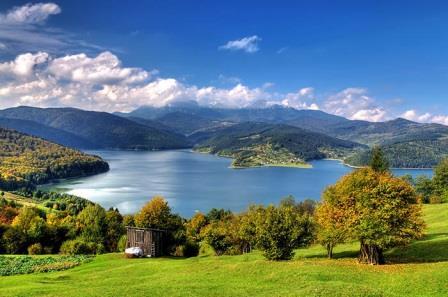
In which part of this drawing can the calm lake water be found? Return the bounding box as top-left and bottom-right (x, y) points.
(41, 150), (433, 217)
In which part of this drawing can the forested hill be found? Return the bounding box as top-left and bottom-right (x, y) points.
(0, 106), (190, 150)
(335, 119), (448, 168)
(124, 105), (448, 168)
(192, 122), (365, 167)
(0, 127), (109, 190)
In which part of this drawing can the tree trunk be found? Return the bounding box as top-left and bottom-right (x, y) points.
(358, 241), (385, 265)
(326, 244), (333, 259)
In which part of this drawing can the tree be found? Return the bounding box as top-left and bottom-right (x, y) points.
(400, 174), (414, 186)
(414, 175), (434, 203)
(205, 208), (232, 222)
(76, 204), (107, 243)
(433, 157), (448, 198)
(134, 196), (172, 229)
(315, 188), (348, 258)
(254, 203), (314, 261)
(122, 214), (135, 227)
(369, 146), (390, 173)
(134, 196), (186, 254)
(185, 212), (207, 242)
(11, 207), (47, 241)
(319, 168), (425, 265)
(105, 208), (124, 252)
(201, 221), (233, 256)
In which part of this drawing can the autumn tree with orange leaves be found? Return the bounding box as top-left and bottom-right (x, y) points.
(315, 168), (425, 264)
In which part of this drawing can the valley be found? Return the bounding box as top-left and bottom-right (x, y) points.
(0, 104), (446, 193)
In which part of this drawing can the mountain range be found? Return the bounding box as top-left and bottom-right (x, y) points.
(1, 104), (447, 168)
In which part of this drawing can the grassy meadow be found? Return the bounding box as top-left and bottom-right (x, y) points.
(0, 204), (446, 297)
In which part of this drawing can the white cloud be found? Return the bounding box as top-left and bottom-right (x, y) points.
(0, 51), (274, 111)
(0, 2), (61, 25)
(401, 109), (448, 125)
(0, 52), (48, 77)
(0, 3), (103, 54)
(219, 35), (261, 53)
(48, 51), (153, 85)
(280, 87), (319, 110)
(0, 50), (447, 126)
(324, 88), (387, 122)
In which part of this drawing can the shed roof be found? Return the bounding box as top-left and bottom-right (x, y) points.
(126, 226), (166, 232)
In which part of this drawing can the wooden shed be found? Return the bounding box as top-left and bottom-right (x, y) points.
(126, 226), (165, 257)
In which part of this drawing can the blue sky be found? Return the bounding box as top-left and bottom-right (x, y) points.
(0, 1), (447, 123)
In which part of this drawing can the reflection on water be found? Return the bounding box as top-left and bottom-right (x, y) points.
(40, 150), (433, 216)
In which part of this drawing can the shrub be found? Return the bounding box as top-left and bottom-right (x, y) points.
(60, 238), (104, 255)
(255, 205), (313, 261)
(28, 243), (43, 255)
(201, 222), (233, 256)
(2, 227), (27, 254)
(429, 195), (443, 204)
(174, 241), (200, 258)
(117, 235), (127, 252)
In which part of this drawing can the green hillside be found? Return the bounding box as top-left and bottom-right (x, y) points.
(0, 127), (109, 190)
(345, 139), (448, 168)
(0, 106), (189, 150)
(0, 204), (446, 297)
(193, 122), (364, 168)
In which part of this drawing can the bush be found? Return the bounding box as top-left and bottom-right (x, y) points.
(201, 223), (233, 256)
(174, 241), (200, 258)
(117, 235), (127, 252)
(28, 243), (43, 255)
(255, 205), (313, 261)
(2, 227), (27, 254)
(429, 195), (443, 204)
(60, 238), (104, 255)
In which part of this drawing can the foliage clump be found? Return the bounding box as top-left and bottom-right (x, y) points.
(316, 167), (425, 264)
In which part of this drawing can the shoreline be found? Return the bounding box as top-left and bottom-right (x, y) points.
(324, 158), (434, 170)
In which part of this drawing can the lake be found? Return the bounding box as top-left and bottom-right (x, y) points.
(41, 150), (433, 217)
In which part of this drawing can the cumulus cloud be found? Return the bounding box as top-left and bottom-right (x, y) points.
(0, 2), (60, 25)
(0, 50), (447, 126)
(48, 51), (154, 85)
(401, 109), (448, 125)
(0, 52), (48, 77)
(280, 87), (319, 110)
(0, 51), (275, 111)
(324, 88), (387, 122)
(219, 35), (261, 53)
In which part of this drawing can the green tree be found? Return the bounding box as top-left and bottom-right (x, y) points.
(205, 208), (232, 222)
(254, 203), (314, 261)
(76, 204), (107, 243)
(11, 207), (47, 241)
(433, 157), (448, 197)
(105, 208), (124, 252)
(415, 175), (435, 203)
(369, 146), (390, 173)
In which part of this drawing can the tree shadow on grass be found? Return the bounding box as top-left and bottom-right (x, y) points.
(299, 248), (359, 260)
(385, 233), (448, 264)
(300, 233), (448, 264)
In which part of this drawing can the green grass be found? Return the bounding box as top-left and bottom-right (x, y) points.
(0, 204), (447, 297)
